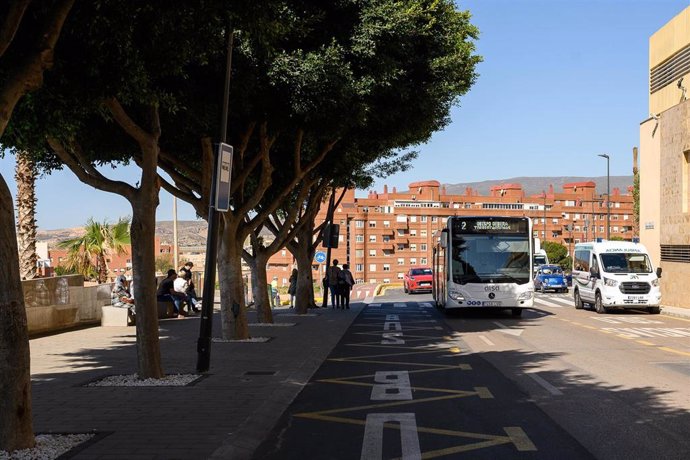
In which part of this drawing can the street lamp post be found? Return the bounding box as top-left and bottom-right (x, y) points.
(598, 154), (610, 240)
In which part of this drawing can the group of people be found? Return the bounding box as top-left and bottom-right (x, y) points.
(110, 261), (202, 321)
(326, 259), (355, 309)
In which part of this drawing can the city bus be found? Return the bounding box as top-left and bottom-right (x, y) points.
(432, 216), (535, 316)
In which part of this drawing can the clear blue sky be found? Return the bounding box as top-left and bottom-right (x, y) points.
(1, 0), (689, 229)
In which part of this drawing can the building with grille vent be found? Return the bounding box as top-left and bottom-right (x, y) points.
(640, 5), (690, 308)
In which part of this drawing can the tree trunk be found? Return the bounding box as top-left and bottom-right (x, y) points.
(130, 195), (163, 379)
(97, 252), (108, 283)
(0, 173), (34, 452)
(252, 252), (273, 323)
(14, 152), (37, 281)
(292, 221), (319, 314)
(218, 229), (249, 340)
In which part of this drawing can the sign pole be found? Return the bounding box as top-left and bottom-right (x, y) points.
(197, 24), (234, 373)
(321, 191), (336, 308)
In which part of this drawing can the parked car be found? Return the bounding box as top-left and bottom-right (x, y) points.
(403, 267), (433, 294)
(534, 264), (568, 293)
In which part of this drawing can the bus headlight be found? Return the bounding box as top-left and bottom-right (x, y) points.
(517, 291), (533, 301)
(651, 278), (660, 287)
(449, 290), (465, 302)
(603, 277), (618, 287)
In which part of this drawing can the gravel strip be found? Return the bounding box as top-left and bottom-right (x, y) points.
(85, 373), (201, 387)
(212, 337), (271, 343)
(0, 433), (94, 460)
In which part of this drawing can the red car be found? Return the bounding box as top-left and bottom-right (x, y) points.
(403, 267), (433, 294)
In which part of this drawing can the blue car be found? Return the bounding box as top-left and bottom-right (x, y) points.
(534, 264), (569, 293)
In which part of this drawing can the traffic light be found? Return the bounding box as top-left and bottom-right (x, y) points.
(324, 223), (340, 248)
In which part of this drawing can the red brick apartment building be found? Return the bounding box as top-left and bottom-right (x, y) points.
(266, 180), (635, 287)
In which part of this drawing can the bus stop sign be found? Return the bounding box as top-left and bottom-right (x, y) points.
(314, 251), (327, 264)
(215, 143), (233, 211)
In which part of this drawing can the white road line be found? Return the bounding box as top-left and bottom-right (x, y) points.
(478, 335), (495, 346)
(526, 372), (563, 395)
(368, 303), (381, 307)
(534, 298), (568, 309)
(419, 302), (433, 308)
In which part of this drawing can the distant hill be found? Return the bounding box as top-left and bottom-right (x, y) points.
(443, 176), (633, 197)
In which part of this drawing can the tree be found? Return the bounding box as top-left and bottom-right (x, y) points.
(544, 241), (569, 269)
(155, 254), (174, 275)
(15, 151), (37, 280)
(0, 0), (76, 452)
(57, 218), (131, 283)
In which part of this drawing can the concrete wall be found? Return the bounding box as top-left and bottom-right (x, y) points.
(22, 275), (111, 336)
(658, 100), (690, 308)
(650, 6), (690, 115)
(639, 118), (661, 266)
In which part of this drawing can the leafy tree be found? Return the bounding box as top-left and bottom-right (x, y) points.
(0, 0), (76, 452)
(610, 235), (625, 241)
(155, 254), (173, 275)
(544, 241), (569, 269)
(57, 218), (131, 283)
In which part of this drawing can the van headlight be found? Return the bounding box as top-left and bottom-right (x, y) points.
(603, 277), (618, 287)
(517, 291), (533, 301)
(651, 278), (660, 287)
(449, 290), (465, 301)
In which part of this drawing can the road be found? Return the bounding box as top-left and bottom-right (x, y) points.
(254, 288), (690, 459)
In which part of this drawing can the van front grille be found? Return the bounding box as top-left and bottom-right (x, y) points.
(619, 282), (651, 294)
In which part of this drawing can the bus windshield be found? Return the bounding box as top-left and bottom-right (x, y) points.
(450, 234), (531, 284)
(600, 253), (653, 274)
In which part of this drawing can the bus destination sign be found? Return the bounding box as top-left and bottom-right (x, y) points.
(453, 217), (528, 234)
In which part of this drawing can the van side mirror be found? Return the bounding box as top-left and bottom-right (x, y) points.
(656, 267), (662, 278)
(589, 267), (599, 278)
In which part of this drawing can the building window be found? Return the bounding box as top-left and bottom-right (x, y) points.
(383, 235), (390, 242)
(356, 264), (364, 272)
(356, 235), (364, 242)
(368, 221), (377, 228)
(397, 272), (404, 279)
(369, 278), (377, 283)
(383, 264), (391, 271)
(420, 229), (427, 237)
(397, 244), (405, 251)
(421, 216), (428, 223)
(410, 258), (417, 265)
(369, 235), (377, 243)
(410, 216), (417, 223)
(383, 220), (390, 227)
(356, 250), (364, 257)
(369, 264), (377, 271)
(397, 229), (406, 236)
(410, 229), (417, 237)
(281, 250), (286, 256)
(397, 258), (405, 265)
(369, 249), (376, 257)
(421, 257), (427, 265)
(420, 244), (427, 251)
(410, 244), (417, 251)
(432, 217), (438, 223)
(356, 220), (364, 228)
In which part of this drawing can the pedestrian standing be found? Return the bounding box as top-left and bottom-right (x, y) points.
(339, 264), (355, 309)
(288, 268), (298, 308)
(327, 259), (342, 308)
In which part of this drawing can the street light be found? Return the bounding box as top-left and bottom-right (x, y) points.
(598, 154), (610, 240)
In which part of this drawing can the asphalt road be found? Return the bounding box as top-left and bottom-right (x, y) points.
(253, 290), (595, 459)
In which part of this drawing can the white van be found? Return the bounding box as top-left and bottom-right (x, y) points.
(572, 240), (662, 314)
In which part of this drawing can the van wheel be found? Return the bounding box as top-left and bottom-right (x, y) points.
(574, 290), (584, 309)
(594, 292), (607, 314)
(648, 306), (661, 315)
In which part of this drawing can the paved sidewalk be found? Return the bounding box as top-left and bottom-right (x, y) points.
(661, 304), (690, 320)
(28, 301), (363, 459)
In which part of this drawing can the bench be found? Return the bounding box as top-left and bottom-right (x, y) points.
(157, 300), (177, 319)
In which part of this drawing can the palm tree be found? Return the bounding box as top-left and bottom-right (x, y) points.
(57, 218), (131, 283)
(14, 152), (38, 280)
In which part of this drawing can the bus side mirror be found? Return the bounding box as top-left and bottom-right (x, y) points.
(440, 229), (448, 249)
(656, 267), (662, 278)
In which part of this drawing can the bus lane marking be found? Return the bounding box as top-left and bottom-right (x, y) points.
(478, 335), (495, 346)
(525, 372), (562, 396)
(371, 371), (413, 400)
(361, 413), (421, 460)
(382, 332), (405, 345)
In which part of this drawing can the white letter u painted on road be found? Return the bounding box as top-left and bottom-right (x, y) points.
(360, 413), (421, 460)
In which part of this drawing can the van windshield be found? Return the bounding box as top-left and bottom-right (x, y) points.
(599, 253), (653, 274)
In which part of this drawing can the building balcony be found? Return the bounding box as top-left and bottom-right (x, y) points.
(394, 220), (408, 229)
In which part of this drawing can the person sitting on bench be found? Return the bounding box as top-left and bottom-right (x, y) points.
(156, 269), (187, 318)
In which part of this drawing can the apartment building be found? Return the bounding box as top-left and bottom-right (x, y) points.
(266, 179), (634, 287)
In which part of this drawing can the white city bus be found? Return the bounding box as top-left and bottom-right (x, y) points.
(433, 216), (535, 316)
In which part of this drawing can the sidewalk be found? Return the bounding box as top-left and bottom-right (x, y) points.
(27, 301), (363, 459)
(661, 304), (690, 320)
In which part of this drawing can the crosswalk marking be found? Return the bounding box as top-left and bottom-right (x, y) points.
(394, 303), (407, 308)
(419, 303), (433, 308)
(534, 296), (573, 309)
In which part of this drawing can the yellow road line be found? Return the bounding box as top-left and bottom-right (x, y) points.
(636, 340), (656, 346)
(317, 364), (472, 382)
(658, 346), (690, 357)
(330, 349), (457, 361)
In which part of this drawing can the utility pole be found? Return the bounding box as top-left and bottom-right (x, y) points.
(173, 197), (179, 270)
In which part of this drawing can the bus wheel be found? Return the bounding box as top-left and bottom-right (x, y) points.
(594, 292), (607, 314)
(648, 306), (661, 315)
(574, 290), (584, 310)
(511, 308), (522, 317)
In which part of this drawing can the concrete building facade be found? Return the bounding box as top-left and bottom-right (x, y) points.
(641, 6), (690, 309)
